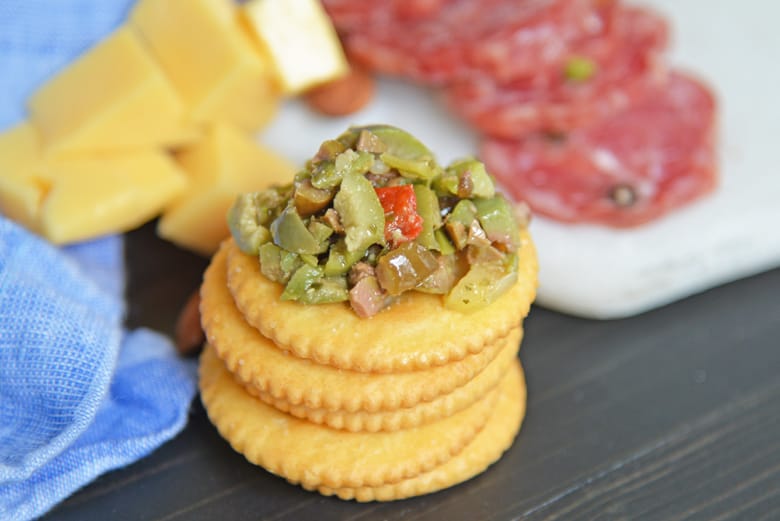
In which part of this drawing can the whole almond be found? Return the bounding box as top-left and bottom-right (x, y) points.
(305, 67), (375, 117)
(175, 289), (205, 356)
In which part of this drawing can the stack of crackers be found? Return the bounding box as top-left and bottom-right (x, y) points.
(198, 229), (538, 501)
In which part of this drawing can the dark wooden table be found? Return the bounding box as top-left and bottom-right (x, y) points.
(46, 222), (780, 520)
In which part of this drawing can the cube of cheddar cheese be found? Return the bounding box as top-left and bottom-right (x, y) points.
(241, 0), (349, 95)
(27, 28), (194, 154)
(39, 151), (188, 245)
(157, 125), (295, 256)
(0, 124), (48, 232)
(131, 0), (279, 133)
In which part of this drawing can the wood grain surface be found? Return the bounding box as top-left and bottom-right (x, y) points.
(45, 222), (780, 520)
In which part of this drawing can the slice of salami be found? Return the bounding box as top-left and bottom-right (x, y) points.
(481, 72), (718, 228)
(332, 0), (613, 85)
(446, 5), (669, 138)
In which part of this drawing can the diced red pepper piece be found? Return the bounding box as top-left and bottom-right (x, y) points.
(375, 185), (423, 246)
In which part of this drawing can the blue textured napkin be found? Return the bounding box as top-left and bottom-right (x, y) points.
(0, 2), (198, 520)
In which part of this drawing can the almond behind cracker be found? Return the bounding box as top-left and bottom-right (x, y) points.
(304, 66), (376, 117)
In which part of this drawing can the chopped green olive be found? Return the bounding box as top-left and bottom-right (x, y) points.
(375, 242), (439, 296)
(258, 186), (293, 222)
(310, 160), (339, 189)
(445, 158), (495, 198)
(432, 170), (459, 196)
(313, 139), (347, 162)
(333, 172), (385, 252)
(413, 184), (442, 250)
(564, 56), (597, 82)
(358, 125), (433, 161)
(445, 199), (477, 250)
(281, 264), (349, 304)
(308, 220), (334, 248)
(227, 193), (271, 255)
(271, 205), (327, 254)
(474, 195), (521, 251)
(434, 228), (456, 255)
(324, 238), (365, 276)
(336, 127), (360, 150)
(380, 153), (440, 182)
(335, 149), (374, 177)
(356, 129), (387, 154)
(300, 253), (319, 267)
(227, 188), (292, 254)
(259, 242), (301, 284)
(415, 254), (459, 295)
(446, 199), (477, 226)
(311, 149), (374, 190)
(294, 178), (335, 216)
(444, 255), (518, 312)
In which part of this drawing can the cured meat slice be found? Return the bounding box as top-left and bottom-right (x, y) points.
(330, 0), (613, 85)
(446, 6), (669, 138)
(481, 73), (718, 228)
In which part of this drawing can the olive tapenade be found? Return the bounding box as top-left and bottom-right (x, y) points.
(227, 125), (524, 317)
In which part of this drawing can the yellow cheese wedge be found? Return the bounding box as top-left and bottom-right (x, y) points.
(131, 0), (279, 132)
(157, 125), (295, 256)
(0, 123), (49, 231)
(39, 151), (188, 245)
(27, 28), (193, 154)
(241, 0), (349, 94)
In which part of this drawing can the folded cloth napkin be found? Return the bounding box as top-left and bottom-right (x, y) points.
(0, 1), (197, 519)
(0, 220), (197, 521)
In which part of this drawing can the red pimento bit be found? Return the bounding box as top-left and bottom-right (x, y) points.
(375, 185), (423, 247)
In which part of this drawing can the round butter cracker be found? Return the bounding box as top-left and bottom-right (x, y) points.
(199, 345), (499, 489)
(201, 245), (518, 412)
(314, 360), (526, 501)
(249, 329), (519, 431)
(225, 229), (538, 373)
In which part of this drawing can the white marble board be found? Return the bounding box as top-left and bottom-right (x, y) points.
(260, 0), (780, 319)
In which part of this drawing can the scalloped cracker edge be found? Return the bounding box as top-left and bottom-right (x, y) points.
(312, 360), (526, 501)
(199, 345), (500, 489)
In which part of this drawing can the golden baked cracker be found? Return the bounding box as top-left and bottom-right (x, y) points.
(201, 246), (518, 412)
(313, 360), (526, 501)
(199, 344), (499, 489)
(249, 329), (519, 431)
(226, 229), (538, 373)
